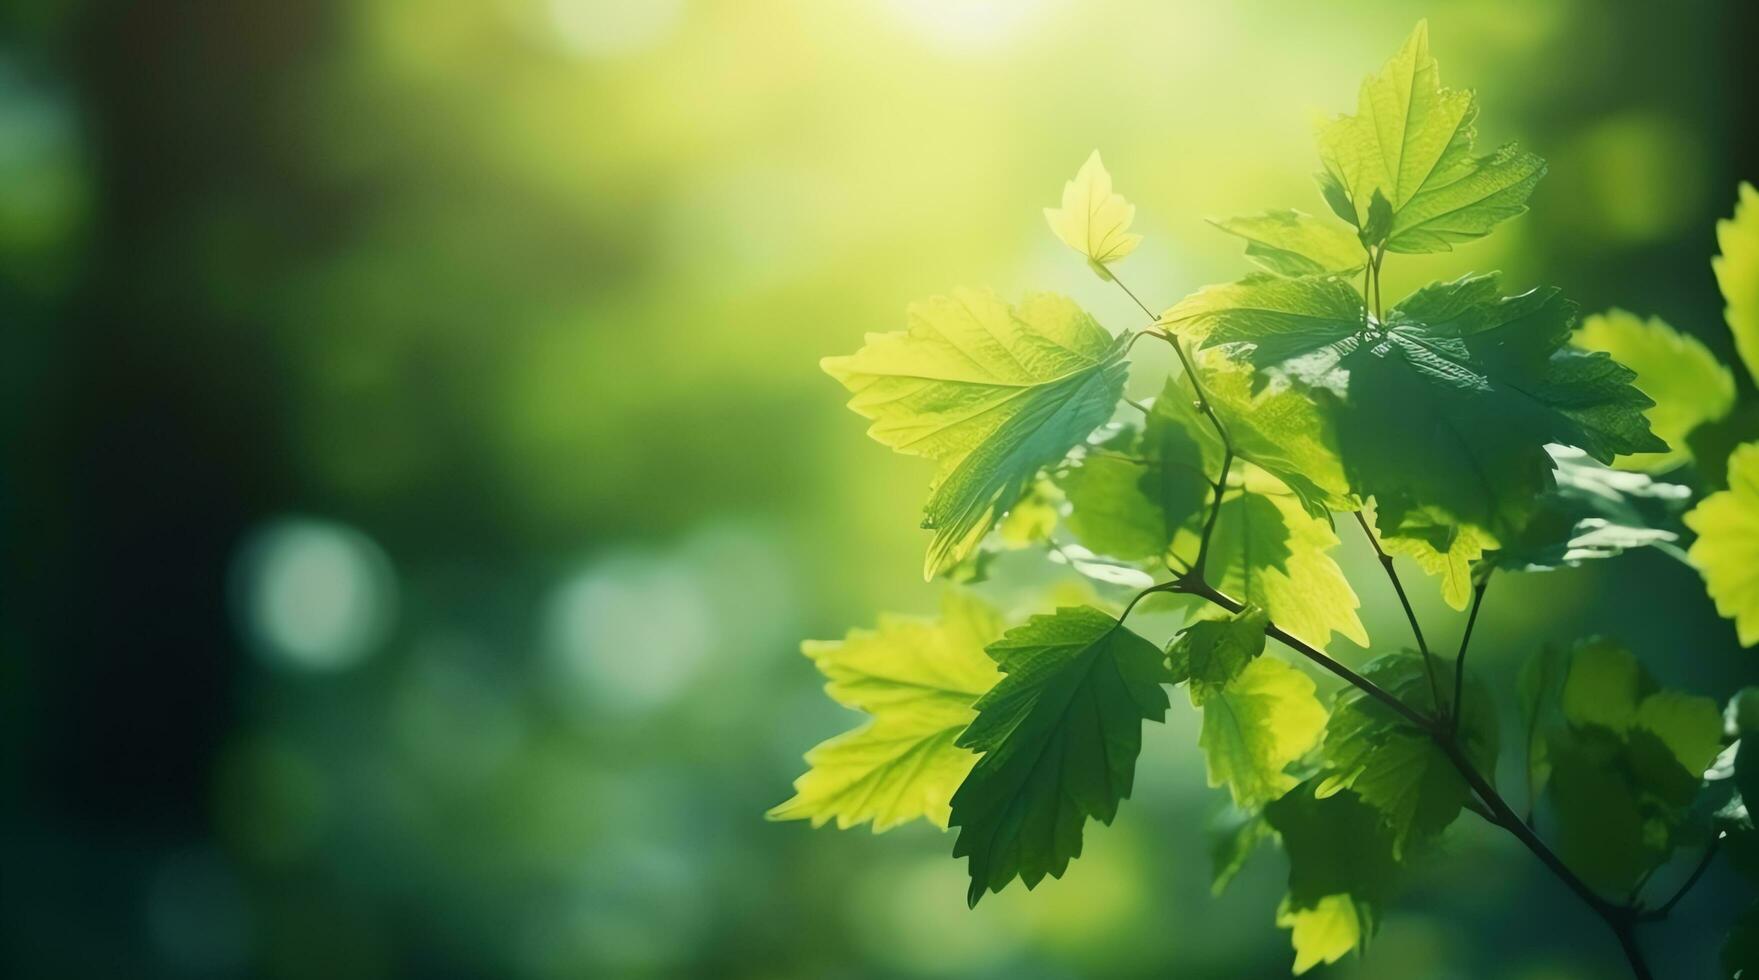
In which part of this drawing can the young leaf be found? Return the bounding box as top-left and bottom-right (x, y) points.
(1044, 150), (1142, 280)
(823, 289), (1130, 579)
(1576, 309), (1735, 472)
(950, 606), (1171, 906)
(1316, 652), (1498, 858)
(1316, 20), (1546, 253)
(1209, 210), (1367, 277)
(1686, 442), (1759, 647)
(1169, 605), (1269, 693)
(1487, 445), (1690, 573)
(769, 592), (1004, 831)
(1715, 182), (1759, 387)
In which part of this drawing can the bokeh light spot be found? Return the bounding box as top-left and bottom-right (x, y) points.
(541, 550), (712, 713)
(232, 517), (399, 672)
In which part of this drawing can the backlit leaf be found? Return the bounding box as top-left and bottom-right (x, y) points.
(1044, 150), (1142, 279)
(1576, 309), (1735, 472)
(1197, 654), (1329, 809)
(769, 592), (1004, 831)
(1715, 182), (1759, 387)
(1686, 442), (1759, 647)
(824, 289), (1129, 578)
(1315, 20), (1545, 253)
(1210, 209), (1367, 277)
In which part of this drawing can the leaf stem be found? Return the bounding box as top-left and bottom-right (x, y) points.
(1352, 512), (1446, 714)
(1450, 575), (1490, 739)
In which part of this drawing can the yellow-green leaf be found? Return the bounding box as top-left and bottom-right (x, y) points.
(1686, 442), (1759, 647)
(768, 592), (1003, 831)
(1044, 150), (1142, 278)
(1715, 182), (1759, 387)
(1173, 467), (1369, 650)
(1209, 209), (1366, 277)
(823, 289), (1129, 578)
(1197, 655), (1329, 809)
(1277, 895), (1364, 976)
(1576, 309), (1734, 472)
(1316, 20), (1545, 253)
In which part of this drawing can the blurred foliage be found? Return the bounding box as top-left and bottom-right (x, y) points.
(1, 0), (1756, 977)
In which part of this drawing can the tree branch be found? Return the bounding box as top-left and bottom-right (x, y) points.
(1175, 575), (1652, 980)
(1172, 576), (1433, 732)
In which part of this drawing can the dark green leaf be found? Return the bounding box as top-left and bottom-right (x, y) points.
(950, 606), (1171, 905)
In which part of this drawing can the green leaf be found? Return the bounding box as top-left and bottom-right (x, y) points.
(1177, 468), (1369, 649)
(1686, 442), (1759, 647)
(1488, 445), (1691, 573)
(823, 289), (1130, 579)
(1540, 637), (1724, 893)
(1265, 781), (1401, 972)
(1169, 272), (1666, 589)
(1166, 358), (1356, 516)
(1210, 209), (1367, 277)
(1716, 182), (1759, 388)
(1044, 150), (1142, 279)
(1198, 655), (1329, 809)
(950, 606), (1171, 905)
(1316, 652), (1498, 858)
(1056, 417), (1209, 562)
(1315, 20), (1545, 253)
(769, 592), (1004, 831)
(1060, 384), (1365, 649)
(1547, 725), (1665, 894)
(1169, 605), (1269, 694)
(1173, 608), (1329, 809)
(1576, 309), (1736, 472)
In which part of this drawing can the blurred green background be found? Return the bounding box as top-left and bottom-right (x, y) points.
(3, 0), (1757, 977)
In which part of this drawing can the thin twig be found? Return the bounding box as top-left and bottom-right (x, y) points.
(1352, 512), (1446, 713)
(1192, 447), (1233, 581)
(1641, 838), (1722, 920)
(1451, 575), (1490, 739)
